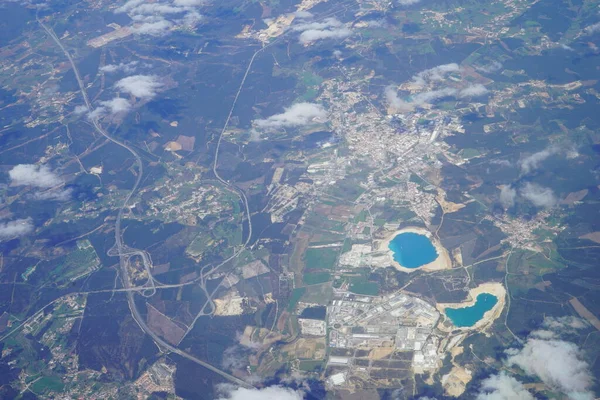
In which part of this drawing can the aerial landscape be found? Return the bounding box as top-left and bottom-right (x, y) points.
(0, 0), (599, 399)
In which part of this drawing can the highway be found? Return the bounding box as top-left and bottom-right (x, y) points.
(38, 18), (253, 389)
(36, 1), (358, 387)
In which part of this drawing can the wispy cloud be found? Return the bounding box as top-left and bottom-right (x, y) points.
(385, 83), (487, 112)
(413, 63), (461, 86)
(215, 384), (304, 400)
(519, 146), (559, 174)
(115, 75), (163, 99)
(9, 164), (62, 188)
(475, 61), (503, 74)
(253, 102), (327, 130)
(173, 0), (206, 5)
(221, 345), (248, 370)
(33, 188), (72, 201)
(100, 61), (138, 74)
(490, 159), (512, 167)
(542, 316), (588, 333)
(412, 87), (458, 104)
(293, 17), (351, 45)
(115, 0), (204, 36)
(459, 84), (489, 97)
(0, 218), (33, 241)
(385, 64), (489, 111)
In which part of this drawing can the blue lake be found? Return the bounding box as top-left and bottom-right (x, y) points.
(445, 293), (498, 327)
(388, 232), (438, 269)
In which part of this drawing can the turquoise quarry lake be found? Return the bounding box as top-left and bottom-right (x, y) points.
(388, 232), (438, 269)
(445, 293), (498, 327)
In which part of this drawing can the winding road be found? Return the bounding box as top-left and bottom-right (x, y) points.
(36, 0), (358, 388)
(38, 18), (253, 389)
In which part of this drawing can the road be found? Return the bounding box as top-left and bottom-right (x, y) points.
(36, 1), (359, 386)
(38, 18), (253, 389)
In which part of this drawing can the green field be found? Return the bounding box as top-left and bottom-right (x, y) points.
(298, 360), (325, 372)
(301, 284), (334, 305)
(31, 376), (65, 394)
(304, 247), (338, 271)
(287, 288), (306, 311)
(349, 282), (380, 296)
(303, 272), (331, 285)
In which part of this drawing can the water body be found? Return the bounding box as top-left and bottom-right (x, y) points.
(445, 293), (498, 327)
(388, 232), (438, 269)
(299, 306), (327, 320)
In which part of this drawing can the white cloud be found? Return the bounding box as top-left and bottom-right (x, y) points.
(115, 75), (163, 99)
(299, 27), (352, 44)
(88, 107), (107, 120)
(385, 85), (412, 112)
(584, 22), (600, 35)
(0, 218), (33, 241)
(459, 84), (489, 97)
(216, 384), (304, 400)
(129, 4), (187, 14)
(520, 183), (557, 208)
(174, 0), (205, 5)
(99, 97), (132, 114)
(397, 0), (422, 4)
(181, 9), (202, 25)
(500, 185), (517, 208)
(253, 102), (327, 130)
(9, 164), (62, 188)
(294, 11), (313, 19)
(476, 372), (534, 400)
(293, 17), (351, 44)
(115, 0), (145, 13)
(520, 146), (559, 174)
(73, 105), (89, 115)
(115, 0), (204, 36)
(476, 61), (503, 73)
(293, 17), (342, 32)
(100, 61), (138, 74)
(506, 338), (593, 400)
(503, 317), (594, 400)
(561, 44), (575, 51)
(133, 19), (174, 36)
(413, 63), (461, 86)
(530, 329), (557, 339)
